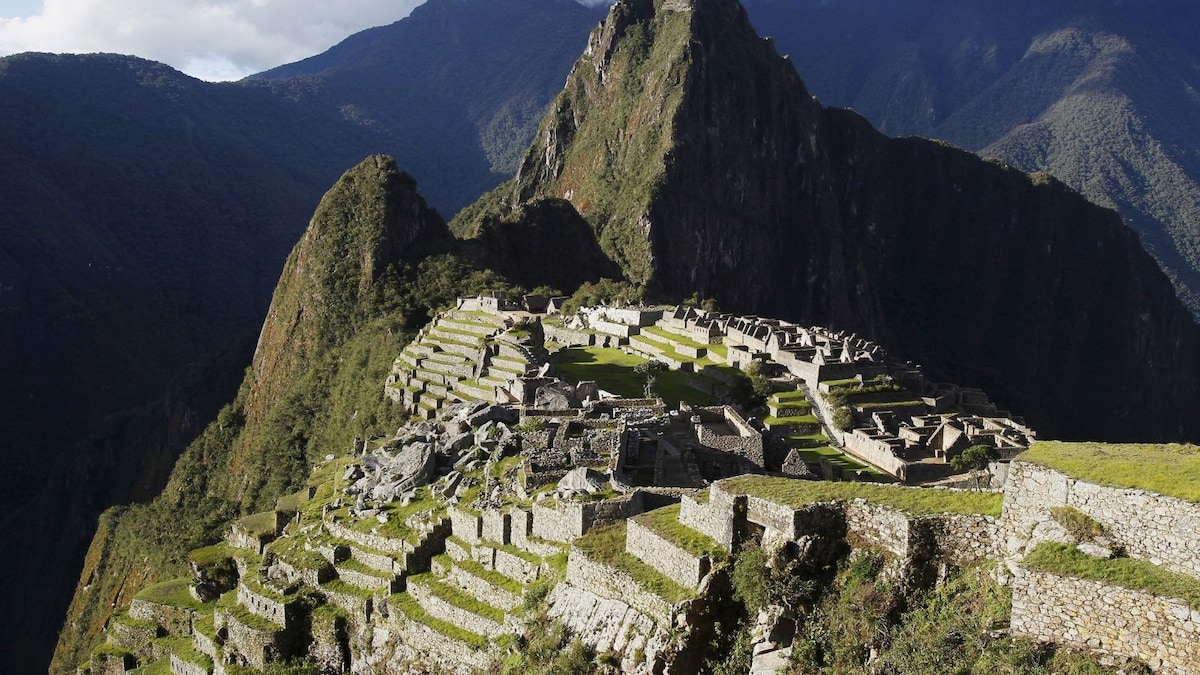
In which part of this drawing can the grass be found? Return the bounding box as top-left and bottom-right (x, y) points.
(235, 511), (277, 538)
(483, 539), (542, 566)
(391, 592), (489, 649)
(134, 577), (205, 611)
(719, 475), (1002, 517)
(1025, 543), (1200, 608)
(157, 635), (212, 670)
(1050, 506), (1106, 542)
(1020, 441), (1200, 502)
(553, 346), (716, 407)
(634, 504), (726, 561)
(763, 413), (820, 427)
(437, 554), (525, 595)
(225, 598), (284, 633)
(187, 542), (235, 568)
(640, 325), (711, 351)
(573, 522), (693, 603)
(129, 658), (172, 675)
(772, 390), (812, 402)
(409, 573), (506, 623)
(322, 577), (377, 601)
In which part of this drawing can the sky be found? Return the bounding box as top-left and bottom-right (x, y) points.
(0, 0), (431, 81)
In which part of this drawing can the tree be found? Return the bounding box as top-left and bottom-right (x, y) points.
(950, 444), (999, 471)
(634, 360), (667, 398)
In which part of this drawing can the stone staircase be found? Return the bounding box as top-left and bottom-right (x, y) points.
(385, 309), (539, 418)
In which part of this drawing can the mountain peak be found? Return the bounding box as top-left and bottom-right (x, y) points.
(499, 0), (1200, 441)
(250, 155), (451, 411)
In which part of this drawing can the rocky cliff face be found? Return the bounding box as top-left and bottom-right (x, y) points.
(508, 0), (1200, 442)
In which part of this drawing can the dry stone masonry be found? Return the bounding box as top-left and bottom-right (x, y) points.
(76, 296), (1200, 675)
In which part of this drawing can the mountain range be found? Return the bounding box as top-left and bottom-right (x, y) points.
(3, 0), (1199, 671)
(742, 0), (1200, 314)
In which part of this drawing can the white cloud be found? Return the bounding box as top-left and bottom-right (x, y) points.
(0, 0), (428, 81)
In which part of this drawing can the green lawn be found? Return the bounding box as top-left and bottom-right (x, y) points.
(1025, 543), (1200, 608)
(1020, 442), (1200, 502)
(719, 475), (1002, 516)
(553, 346), (716, 407)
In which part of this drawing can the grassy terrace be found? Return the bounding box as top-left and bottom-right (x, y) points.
(763, 413), (820, 427)
(187, 542), (235, 568)
(129, 658), (172, 675)
(482, 539), (541, 565)
(1020, 441), (1200, 502)
(217, 590), (283, 632)
(321, 577), (376, 600)
(552, 346), (716, 407)
(634, 504), (726, 561)
(1025, 543), (1200, 608)
(135, 578), (206, 611)
(236, 511), (277, 538)
(157, 635), (212, 670)
(573, 522), (692, 603)
(391, 592), (488, 649)
(409, 573), (506, 623)
(719, 475), (1002, 517)
(436, 554), (524, 595)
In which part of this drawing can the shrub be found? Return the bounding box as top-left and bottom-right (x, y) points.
(950, 444), (999, 471)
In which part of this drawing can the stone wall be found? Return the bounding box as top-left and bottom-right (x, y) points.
(565, 552), (674, 623)
(387, 609), (490, 673)
(323, 518), (411, 555)
(532, 494), (642, 543)
(481, 510), (510, 544)
(547, 583), (665, 666)
(693, 407), (764, 467)
(128, 599), (193, 637)
(1001, 461), (1200, 578)
(679, 491), (735, 551)
(1012, 568), (1200, 674)
(238, 582), (290, 627)
(445, 565), (522, 611)
(170, 653), (209, 675)
(918, 514), (999, 565)
(841, 431), (908, 480)
(843, 501), (910, 558)
(449, 507), (483, 544)
(626, 517), (710, 588)
(218, 607), (285, 670)
(407, 581), (504, 637)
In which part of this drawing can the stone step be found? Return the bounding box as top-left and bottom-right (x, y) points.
(396, 351), (420, 369)
(431, 338), (485, 360)
(423, 350), (469, 365)
(410, 344), (436, 358)
(447, 310), (506, 328)
(412, 368), (456, 387)
(480, 374), (512, 388)
(455, 379), (496, 401)
(487, 356), (527, 376)
(476, 540), (542, 584)
(405, 574), (507, 638)
(422, 359), (474, 378)
(349, 543), (400, 574)
(438, 319), (497, 337)
(437, 556), (523, 612)
(336, 558), (398, 592)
